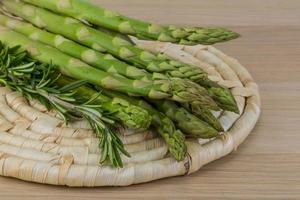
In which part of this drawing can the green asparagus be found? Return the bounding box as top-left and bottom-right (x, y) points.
(0, 28), (213, 106)
(1, 1), (239, 113)
(0, 14), (150, 80)
(0, 14), (219, 111)
(0, 0), (240, 165)
(56, 77), (152, 130)
(1, 1), (209, 82)
(102, 90), (187, 161)
(183, 103), (224, 132)
(151, 100), (219, 138)
(199, 79), (239, 114)
(21, 0), (239, 45)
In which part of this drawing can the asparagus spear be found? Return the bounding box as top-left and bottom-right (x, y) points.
(199, 79), (239, 114)
(183, 103), (224, 132)
(102, 90), (187, 161)
(0, 42), (129, 167)
(20, 0), (239, 45)
(56, 77), (152, 130)
(0, 14), (220, 111)
(151, 100), (219, 138)
(0, 28), (212, 106)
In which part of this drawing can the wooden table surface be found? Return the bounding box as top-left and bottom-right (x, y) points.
(1, 0), (300, 199)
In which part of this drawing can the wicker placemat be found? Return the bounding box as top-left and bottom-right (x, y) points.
(0, 41), (261, 187)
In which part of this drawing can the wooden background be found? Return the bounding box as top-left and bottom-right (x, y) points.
(1, 0), (300, 199)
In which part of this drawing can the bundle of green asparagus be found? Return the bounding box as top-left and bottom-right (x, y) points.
(0, 0), (240, 168)
(1, 0), (239, 115)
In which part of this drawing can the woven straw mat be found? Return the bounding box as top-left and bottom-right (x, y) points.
(0, 40), (261, 187)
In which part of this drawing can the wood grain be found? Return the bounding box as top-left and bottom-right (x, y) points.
(0, 0), (299, 199)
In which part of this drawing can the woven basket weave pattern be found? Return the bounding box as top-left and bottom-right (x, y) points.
(0, 41), (261, 187)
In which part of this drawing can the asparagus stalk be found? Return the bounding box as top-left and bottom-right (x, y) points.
(56, 77), (152, 130)
(102, 90), (187, 161)
(21, 0), (239, 45)
(183, 103), (224, 132)
(0, 41), (129, 167)
(0, 14), (220, 111)
(199, 79), (239, 114)
(151, 100), (219, 138)
(0, 27), (212, 106)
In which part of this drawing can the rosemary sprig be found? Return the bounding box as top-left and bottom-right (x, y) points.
(0, 41), (130, 167)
